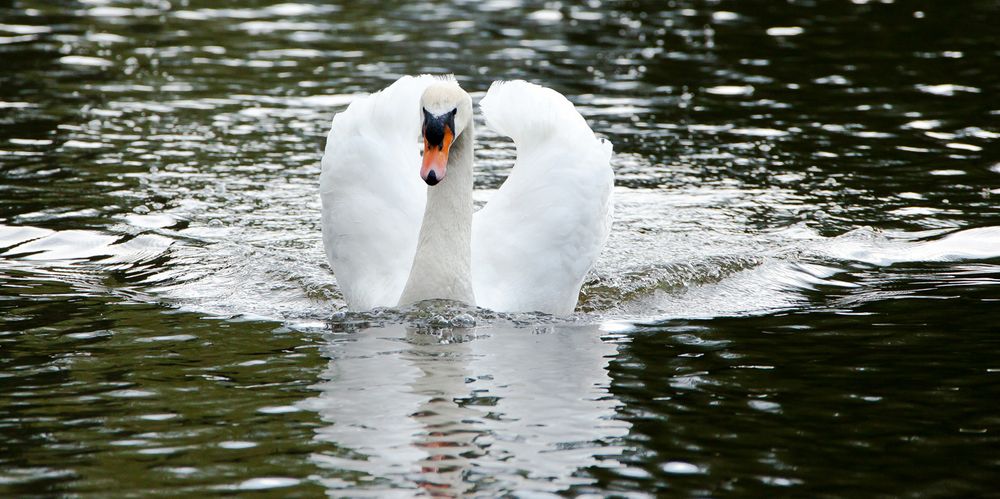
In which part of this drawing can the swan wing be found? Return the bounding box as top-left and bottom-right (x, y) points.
(320, 75), (443, 310)
(473, 80), (614, 314)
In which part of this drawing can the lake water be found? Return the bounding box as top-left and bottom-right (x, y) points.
(2, 0), (999, 496)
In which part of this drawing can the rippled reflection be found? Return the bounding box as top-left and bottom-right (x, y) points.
(302, 321), (628, 496)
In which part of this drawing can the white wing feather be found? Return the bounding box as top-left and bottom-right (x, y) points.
(473, 81), (614, 314)
(320, 75), (444, 310)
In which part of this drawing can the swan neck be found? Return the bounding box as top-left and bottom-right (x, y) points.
(399, 121), (475, 306)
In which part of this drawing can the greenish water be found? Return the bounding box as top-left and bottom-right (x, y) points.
(2, 0), (999, 496)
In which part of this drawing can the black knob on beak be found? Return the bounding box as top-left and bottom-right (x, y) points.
(424, 170), (439, 186)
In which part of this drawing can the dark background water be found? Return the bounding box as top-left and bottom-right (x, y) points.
(2, 0), (999, 496)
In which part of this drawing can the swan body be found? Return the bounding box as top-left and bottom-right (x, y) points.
(320, 75), (613, 314)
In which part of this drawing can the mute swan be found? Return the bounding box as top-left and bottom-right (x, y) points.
(320, 75), (613, 314)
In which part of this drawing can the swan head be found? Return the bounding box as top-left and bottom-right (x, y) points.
(419, 81), (472, 186)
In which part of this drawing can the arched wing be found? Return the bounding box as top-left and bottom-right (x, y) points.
(472, 81), (614, 314)
(320, 75), (442, 310)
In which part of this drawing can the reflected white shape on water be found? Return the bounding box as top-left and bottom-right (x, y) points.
(661, 461), (705, 475)
(5, 230), (118, 260)
(300, 323), (628, 496)
(820, 226), (1000, 267)
(59, 55), (113, 67)
(236, 477), (301, 490)
(915, 83), (981, 96)
(766, 26), (804, 37)
(706, 85), (754, 96)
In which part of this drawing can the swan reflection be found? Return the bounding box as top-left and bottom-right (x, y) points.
(301, 322), (628, 496)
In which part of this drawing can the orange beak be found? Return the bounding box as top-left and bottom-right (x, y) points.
(421, 126), (453, 186)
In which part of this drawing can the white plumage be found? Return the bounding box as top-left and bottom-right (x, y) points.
(319, 75), (435, 310)
(320, 75), (613, 314)
(473, 81), (614, 314)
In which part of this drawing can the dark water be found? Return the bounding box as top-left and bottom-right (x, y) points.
(2, 0), (999, 496)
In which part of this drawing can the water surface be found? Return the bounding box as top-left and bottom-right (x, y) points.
(2, 0), (999, 496)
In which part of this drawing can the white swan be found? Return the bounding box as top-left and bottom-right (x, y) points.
(319, 75), (613, 314)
